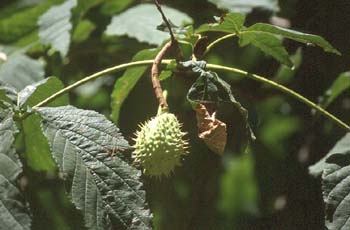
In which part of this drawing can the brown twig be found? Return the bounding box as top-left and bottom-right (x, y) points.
(154, 0), (176, 42)
(151, 41), (173, 108)
(151, 0), (179, 109)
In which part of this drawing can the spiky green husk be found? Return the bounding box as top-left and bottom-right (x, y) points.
(132, 112), (188, 177)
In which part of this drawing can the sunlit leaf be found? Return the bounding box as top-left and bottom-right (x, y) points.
(105, 4), (192, 45)
(196, 13), (245, 34)
(208, 0), (279, 14)
(0, 53), (45, 90)
(38, 0), (77, 57)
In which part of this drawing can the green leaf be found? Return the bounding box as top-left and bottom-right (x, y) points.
(319, 72), (350, 110)
(218, 151), (258, 219)
(309, 133), (350, 177)
(0, 109), (32, 230)
(197, 15), (339, 66)
(20, 77), (69, 172)
(243, 23), (341, 55)
(0, 82), (17, 105)
(100, 0), (134, 16)
(23, 114), (57, 171)
(159, 70), (173, 81)
(110, 48), (159, 124)
(272, 48), (303, 84)
(75, 0), (104, 16)
(319, 134), (350, 229)
(0, 0), (62, 44)
(0, 53), (45, 90)
(38, 0), (78, 57)
(239, 31), (293, 67)
(208, 0), (279, 14)
(196, 13), (245, 34)
(19, 77), (69, 107)
(105, 3), (192, 45)
(72, 19), (96, 43)
(38, 106), (152, 230)
(0, 110), (20, 178)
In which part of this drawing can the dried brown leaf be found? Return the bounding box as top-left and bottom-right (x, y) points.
(195, 103), (227, 155)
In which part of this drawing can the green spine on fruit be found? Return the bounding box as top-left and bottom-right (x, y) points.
(132, 112), (188, 177)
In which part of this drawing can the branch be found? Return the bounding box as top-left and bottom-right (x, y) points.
(27, 60), (349, 131)
(154, 0), (176, 42)
(204, 33), (236, 56)
(31, 60), (170, 110)
(152, 41), (173, 109)
(205, 63), (350, 131)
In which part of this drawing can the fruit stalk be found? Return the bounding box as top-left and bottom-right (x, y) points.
(151, 41), (172, 109)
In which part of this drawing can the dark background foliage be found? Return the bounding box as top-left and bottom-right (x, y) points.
(1, 0), (350, 229)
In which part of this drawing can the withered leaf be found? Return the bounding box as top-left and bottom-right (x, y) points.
(195, 103), (227, 155)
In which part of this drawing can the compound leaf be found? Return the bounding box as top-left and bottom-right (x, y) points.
(105, 3), (192, 45)
(0, 109), (32, 230)
(244, 23), (340, 55)
(239, 31), (293, 67)
(38, 106), (152, 230)
(319, 72), (350, 110)
(196, 13), (245, 34)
